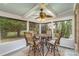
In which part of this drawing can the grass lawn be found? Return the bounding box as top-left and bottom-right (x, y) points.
(1, 31), (25, 42)
(7, 31), (24, 37)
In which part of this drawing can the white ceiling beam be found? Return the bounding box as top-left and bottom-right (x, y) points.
(53, 15), (74, 22)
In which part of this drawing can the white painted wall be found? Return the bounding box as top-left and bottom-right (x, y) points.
(60, 38), (75, 49)
(0, 39), (26, 56)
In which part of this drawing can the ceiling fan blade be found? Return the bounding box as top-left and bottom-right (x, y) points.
(46, 15), (53, 18)
(35, 17), (40, 19)
(32, 14), (38, 16)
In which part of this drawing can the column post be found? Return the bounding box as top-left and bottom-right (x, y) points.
(27, 21), (29, 32)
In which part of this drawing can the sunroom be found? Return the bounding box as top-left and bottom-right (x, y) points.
(0, 3), (79, 56)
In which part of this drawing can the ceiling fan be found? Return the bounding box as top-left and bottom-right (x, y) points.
(35, 3), (53, 21)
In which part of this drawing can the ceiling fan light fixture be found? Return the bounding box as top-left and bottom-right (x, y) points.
(37, 17), (45, 22)
(40, 18), (45, 22)
(35, 3), (53, 22)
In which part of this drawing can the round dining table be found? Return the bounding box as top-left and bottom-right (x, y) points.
(37, 34), (52, 56)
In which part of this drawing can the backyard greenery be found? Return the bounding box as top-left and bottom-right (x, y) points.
(54, 20), (72, 38)
(0, 17), (27, 39)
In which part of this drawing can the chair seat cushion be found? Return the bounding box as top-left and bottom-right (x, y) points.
(48, 39), (55, 44)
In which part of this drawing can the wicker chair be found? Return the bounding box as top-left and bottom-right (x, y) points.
(46, 32), (62, 56)
(24, 32), (41, 56)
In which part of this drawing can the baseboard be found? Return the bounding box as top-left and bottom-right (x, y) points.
(0, 45), (26, 56)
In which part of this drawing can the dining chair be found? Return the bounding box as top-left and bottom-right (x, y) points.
(46, 31), (62, 56)
(24, 32), (41, 56)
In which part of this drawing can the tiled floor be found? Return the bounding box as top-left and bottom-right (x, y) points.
(5, 46), (78, 56)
